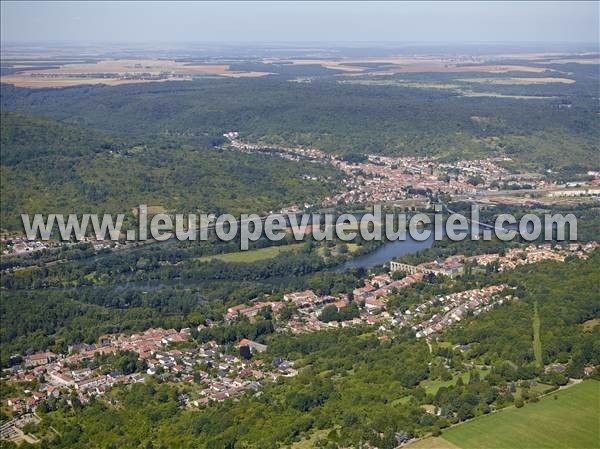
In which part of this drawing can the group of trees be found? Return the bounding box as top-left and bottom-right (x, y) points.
(448, 252), (600, 371)
(319, 303), (360, 323)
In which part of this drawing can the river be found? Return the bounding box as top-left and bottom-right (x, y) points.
(335, 234), (435, 271)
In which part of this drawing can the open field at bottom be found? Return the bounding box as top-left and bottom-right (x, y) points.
(438, 380), (599, 449)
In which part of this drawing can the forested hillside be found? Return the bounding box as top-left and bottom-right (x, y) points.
(0, 111), (340, 231)
(1, 72), (598, 172)
(0, 110), (120, 165)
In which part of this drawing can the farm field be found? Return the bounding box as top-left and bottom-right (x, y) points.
(2, 53), (563, 88)
(197, 243), (305, 263)
(339, 79), (558, 99)
(441, 380), (600, 449)
(457, 77), (576, 85)
(0, 58), (272, 87)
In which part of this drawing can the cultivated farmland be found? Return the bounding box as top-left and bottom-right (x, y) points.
(441, 380), (600, 449)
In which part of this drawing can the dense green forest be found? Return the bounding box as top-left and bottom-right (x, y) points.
(0, 111), (340, 231)
(2, 67), (598, 173)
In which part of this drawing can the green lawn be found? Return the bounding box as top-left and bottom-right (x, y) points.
(393, 370), (491, 405)
(583, 318), (600, 331)
(442, 380), (600, 449)
(197, 243), (304, 263)
(516, 382), (554, 400)
(420, 370), (490, 396)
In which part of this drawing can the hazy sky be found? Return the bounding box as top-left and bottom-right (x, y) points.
(2, 1), (598, 44)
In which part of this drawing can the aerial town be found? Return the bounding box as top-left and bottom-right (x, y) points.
(3, 240), (596, 444)
(2, 134), (598, 257)
(2, 4), (599, 447)
(224, 133), (600, 210)
(1, 325), (297, 442)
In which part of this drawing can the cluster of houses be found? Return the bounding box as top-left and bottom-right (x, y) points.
(224, 289), (366, 333)
(2, 327), (296, 418)
(283, 313), (387, 334)
(283, 294), (389, 334)
(270, 280), (519, 341)
(155, 341), (296, 406)
(353, 272), (425, 305)
(6, 354), (145, 414)
(389, 242), (598, 279)
(4, 329), (189, 412)
(224, 132), (327, 163)
(1, 235), (125, 260)
(281, 290), (381, 332)
(322, 155), (540, 206)
(393, 284), (514, 339)
(1, 238), (50, 255)
(283, 290), (355, 311)
(326, 155), (495, 205)
(222, 242), (580, 337)
(224, 133), (512, 207)
(0, 414), (40, 445)
(224, 133), (600, 212)
(267, 272), (427, 333)
(466, 241), (598, 271)
(224, 300), (285, 321)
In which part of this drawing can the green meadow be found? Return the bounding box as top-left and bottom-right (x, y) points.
(197, 243), (304, 263)
(441, 380), (600, 449)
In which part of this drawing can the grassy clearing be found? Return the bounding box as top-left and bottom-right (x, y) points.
(393, 370), (491, 405)
(515, 382), (554, 400)
(290, 428), (332, 449)
(533, 302), (543, 369)
(419, 370), (490, 396)
(197, 243), (304, 263)
(582, 318), (600, 331)
(407, 437), (461, 449)
(442, 380), (600, 449)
